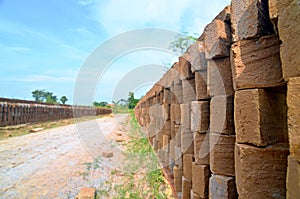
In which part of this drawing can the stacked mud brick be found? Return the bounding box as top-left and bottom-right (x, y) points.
(0, 98), (111, 127)
(231, 0), (290, 198)
(135, 0), (299, 198)
(269, 0), (300, 198)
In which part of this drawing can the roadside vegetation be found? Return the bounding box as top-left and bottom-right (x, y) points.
(80, 110), (173, 199)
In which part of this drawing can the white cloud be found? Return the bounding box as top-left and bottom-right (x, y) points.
(78, 0), (93, 6)
(87, 0), (231, 36)
(13, 75), (75, 83)
(90, 0), (189, 35)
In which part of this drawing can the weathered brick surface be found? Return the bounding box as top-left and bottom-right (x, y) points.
(231, 35), (284, 90)
(183, 154), (194, 180)
(235, 89), (287, 146)
(182, 78), (196, 103)
(287, 156), (300, 199)
(182, 177), (192, 199)
(210, 96), (234, 135)
(287, 77), (300, 161)
(179, 57), (194, 80)
(174, 81), (183, 104)
(278, 0), (300, 80)
(207, 58), (234, 97)
(193, 132), (209, 165)
(133, 1), (296, 197)
(174, 165), (183, 192)
(191, 101), (209, 133)
(204, 18), (232, 59)
(76, 187), (96, 199)
(235, 143), (289, 198)
(181, 103), (191, 129)
(209, 175), (237, 199)
(182, 41), (207, 73)
(181, 128), (194, 154)
(0, 98), (111, 127)
(210, 133), (235, 176)
(171, 104), (181, 125)
(194, 70), (209, 100)
(231, 0), (274, 41)
(192, 163), (210, 198)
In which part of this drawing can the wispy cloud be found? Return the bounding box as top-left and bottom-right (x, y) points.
(78, 0), (93, 6)
(7, 46), (31, 53)
(86, 0), (230, 36)
(12, 75), (75, 83)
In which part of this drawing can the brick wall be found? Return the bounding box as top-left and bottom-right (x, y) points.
(134, 0), (299, 198)
(0, 98), (112, 127)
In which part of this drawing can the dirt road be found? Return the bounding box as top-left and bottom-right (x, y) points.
(0, 114), (128, 199)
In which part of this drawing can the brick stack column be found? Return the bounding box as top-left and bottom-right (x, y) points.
(231, 0), (289, 198)
(269, 0), (300, 197)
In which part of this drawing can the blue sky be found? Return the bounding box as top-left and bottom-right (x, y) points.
(0, 0), (230, 104)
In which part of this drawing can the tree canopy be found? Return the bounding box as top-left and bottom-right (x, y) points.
(31, 89), (68, 104)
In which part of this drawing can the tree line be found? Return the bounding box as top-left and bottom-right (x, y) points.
(32, 89), (68, 104)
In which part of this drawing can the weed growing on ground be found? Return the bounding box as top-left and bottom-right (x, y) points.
(81, 110), (173, 199)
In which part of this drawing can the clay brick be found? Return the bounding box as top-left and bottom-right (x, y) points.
(182, 78), (196, 103)
(235, 143), (289, 198)
(210, 133), (235, 176)
(175, 125), (181, 147)
(162, 104), (170, 121)
(170, 138), (175, 161)
(210, 96), (234, 135)
(192, 163), (210, 198)
(194, 70), (209, 100)
(174, 165), (183, 192)
(181, 103), (191, 129)
(162, 120), (171, 136)
(190, 191), (201, 199)
(76, 187), (96, 199)
(183, 154), (193, 180)
(231, 35), (284, 90)
(287, 77), (300, 161)
(268, 0), (279, 21)
(174, 81), (183, 104)
(207, 58), (234, 97)
(179, 57), (194, 80)
(204, 18), (232, 59)
(182, 41), (207, 73)
(162, 135), (170, 152)
(278, 0), (300, 80)
(182, 177), (192, 199)
(163, 88), (171, 105)
(287, 156), (300, 199)
(194, 132), (209, 165)
(181, 128), (194, 154)
(209, 175), (237, 199)
(171, 104), (181, 125)
(191, 101), (209, 133)
(235, 89), (287, 146)
(175, 146), (183, 169)
(231, 0), (274, 41)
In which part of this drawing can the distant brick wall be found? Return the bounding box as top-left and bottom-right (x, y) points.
(0, 98), (111, 127)
(135, 0), (298, 198)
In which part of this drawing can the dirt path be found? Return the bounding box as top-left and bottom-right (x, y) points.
(0, 114), (128, 199)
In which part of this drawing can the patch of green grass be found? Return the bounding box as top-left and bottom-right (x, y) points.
(82, 111), (172, 199)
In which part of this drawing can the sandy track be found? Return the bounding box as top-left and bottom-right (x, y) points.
(0, 114), (128, 199)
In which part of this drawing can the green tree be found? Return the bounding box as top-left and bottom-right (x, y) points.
(93, 101), (108, 107)
(32, 89), (45, 102)
(31, 89), (58, 104)
(60, 96), (68, 104)
(169, 33), (198, 55)
(128, 92), (139, 109)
